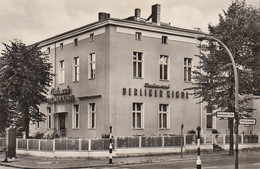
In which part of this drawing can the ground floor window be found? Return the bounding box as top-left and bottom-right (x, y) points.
(132, 103), (143, 129)
(206, 106), (213, 129)
(159, 104), (169, 129)
(89, 103), (96, 129)
(73, 105), (79, 129)
(47, 107), (51, 128)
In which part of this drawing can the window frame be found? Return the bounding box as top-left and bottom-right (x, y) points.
(135, 32), (142, 40)
(206, 106), (213, 129)
(47, 107), (52, 129)
(132, 51), (143, 78)
(59, 60), (65, 84)
(73, 56), (80, 82)
(184, 58), (192, 82)
(74, 38), (78, 46)
(60, 43), (63, 50)
(88, 103), (96, 129)
(132, 102), (144, 129)
(159, 55), (169, 81)
(158, 104), (170, 129)
(162, 36), (168, 44)
(88, 53), (96, 79)
(72, 104), (80, 129)
(90, 33), (95, 41)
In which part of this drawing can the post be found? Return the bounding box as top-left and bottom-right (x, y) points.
(109, 126), (113, 164)
(195, 35), (239, 169)
(197, 126), (201, 169)
(181, 123), (184, 158)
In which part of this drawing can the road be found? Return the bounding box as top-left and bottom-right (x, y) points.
(89, 154), (260, 169)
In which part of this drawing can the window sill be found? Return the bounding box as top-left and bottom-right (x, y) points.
(132, 128), (144, 130)
(72, 128), (80, 130)
(88, 128), (96, 130)
(133, 77), (143, 79)
(90, 40), (95, 42)
(184, 81), (192, 83)
(88, 78), (95, 80)
(159, 79), (169, 82)
(59, 83), (65, 85)
(73, 81), (79, 83)
(159, 128), (170, 130)
(135, 39), (142, 41)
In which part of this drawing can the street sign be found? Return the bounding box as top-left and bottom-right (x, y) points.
(239, 118), (256, 125)
(216, 112), (234, 118)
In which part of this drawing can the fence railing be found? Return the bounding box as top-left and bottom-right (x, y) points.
(13, 134), (260, 152)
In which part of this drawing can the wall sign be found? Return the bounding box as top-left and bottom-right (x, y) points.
(48, 86), (75, 104)
(122, 88), (189, 99)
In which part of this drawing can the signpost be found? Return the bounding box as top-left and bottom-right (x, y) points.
(239, 118), (256, 125)
(216, 112), (234, 118)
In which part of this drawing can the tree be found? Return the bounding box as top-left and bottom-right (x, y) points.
(0, 40), (52, 138)
(0, 93), (13, 134)
(187, 0), (260, 155)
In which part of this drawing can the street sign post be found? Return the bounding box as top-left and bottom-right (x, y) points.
(216, 112), (234, 118)
(239, 118), (256, 125)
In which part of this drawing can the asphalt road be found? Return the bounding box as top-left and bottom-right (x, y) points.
(89, 154), (260, 169)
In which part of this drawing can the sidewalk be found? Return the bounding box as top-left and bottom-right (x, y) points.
(0, 150), (257, 169)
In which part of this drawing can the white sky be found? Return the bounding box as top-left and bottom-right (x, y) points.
(0, 0), (259, 51)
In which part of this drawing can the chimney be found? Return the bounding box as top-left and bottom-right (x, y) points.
(135, 8), (141, 18)
(152, 4), (161, 24)
(98, 12), (110, 21)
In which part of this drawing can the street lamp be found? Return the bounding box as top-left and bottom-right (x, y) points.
(195, 35), (239, 169)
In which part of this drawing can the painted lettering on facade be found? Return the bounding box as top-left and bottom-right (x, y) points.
(48, 86), (75, 103)
(122, 88), (189, 99)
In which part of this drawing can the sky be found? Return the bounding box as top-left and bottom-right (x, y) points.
(0, 0), (259, 51)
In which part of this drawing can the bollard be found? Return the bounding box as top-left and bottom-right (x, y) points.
(181, 123), (184, 158)
(109, 126), (113, 164)
(196, 126), (201, 169)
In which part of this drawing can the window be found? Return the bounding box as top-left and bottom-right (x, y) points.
(89, 103), (96, 129)
(90, 33), (94, 41)
(73, 57), (79, 82)
(89, 53), (96, 79)
(60, 43), (63, 50)
(162, 36), (168, 44)
(132, 103), (143, 129)
(159, 55), (169, 80)
(59, 60), (65, 84)
(159, 104), (169, 129)
(184, 58), (192, 82)
(47, 107), (51, 129)
(135, 32), (142, 40)
(206, 106), (213, 129)
(133, 52), (143, 78)
(74, 38), (78, 46)
(47, 47), (50, 54)
(73, 105), (79, 129)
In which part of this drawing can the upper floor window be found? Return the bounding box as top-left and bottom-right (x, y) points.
(89, 53), (96, 79)
(159, 104), (169, 129)
(73, 57), (79, 82)
(59, 60), (65, 84)
(47, 107), (51, 129)
(74, 38), (78, 46)
(89, 103), (96, 129)
(133, 52), (143, 78)
(73, 104), (80, 129)
(159, 55), (169, 80)
(184, 58), (192, 82)
(135, 32), (142, 40)
(132, 103), (143, 129)
(90, 33), (94, 41)
(60, 43), (63, 50)
(162, 36), (168, 44)
(47, 47), (50, 54)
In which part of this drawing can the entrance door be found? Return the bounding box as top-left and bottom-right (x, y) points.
(59, 114), (65, 129)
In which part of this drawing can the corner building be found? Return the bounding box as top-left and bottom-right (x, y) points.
(33, 4), (205, 138)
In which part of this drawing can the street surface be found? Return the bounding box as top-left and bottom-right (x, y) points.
(88, 154), (260, 169)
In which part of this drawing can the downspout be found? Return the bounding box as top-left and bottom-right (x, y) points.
(52, 43), (57, 130)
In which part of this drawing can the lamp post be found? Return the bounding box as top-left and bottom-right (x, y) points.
(195, 35), (239, 169)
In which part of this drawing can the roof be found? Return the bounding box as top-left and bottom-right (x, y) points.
(36, 17), (206, 47)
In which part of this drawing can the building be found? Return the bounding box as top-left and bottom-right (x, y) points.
(31, 4), (258, 138)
